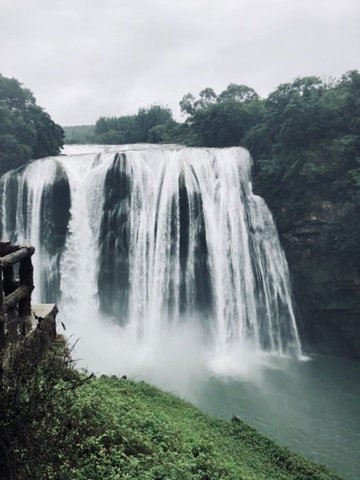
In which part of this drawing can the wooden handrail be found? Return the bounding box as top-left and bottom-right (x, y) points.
(0, 246), (35, 269)
(0, 242), (58, 379)
(3, 285), (32, 312)
(0, 242), (35, 321)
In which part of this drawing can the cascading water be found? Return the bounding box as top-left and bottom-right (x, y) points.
(0, 145), (301, 380)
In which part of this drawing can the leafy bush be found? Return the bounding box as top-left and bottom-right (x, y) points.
(0, 336), (80, 479)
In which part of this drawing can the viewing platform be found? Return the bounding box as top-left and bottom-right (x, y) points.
(0, 241), (57, 376)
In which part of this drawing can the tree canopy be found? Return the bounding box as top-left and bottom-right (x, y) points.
(178, 84), (264, 147)
(0, 73), (64, 175)
(91, 104), (177, 145)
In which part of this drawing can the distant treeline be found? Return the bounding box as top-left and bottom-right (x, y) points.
(64, 70), (360, 260)
(0, 73), (64, 175)
(63, 104), (190, 145)
(62, 124), (95, 144)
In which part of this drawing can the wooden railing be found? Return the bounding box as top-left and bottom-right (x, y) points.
(0, 241), (35, 349)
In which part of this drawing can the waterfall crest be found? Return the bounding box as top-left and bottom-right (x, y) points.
(0, 145), (301, 360)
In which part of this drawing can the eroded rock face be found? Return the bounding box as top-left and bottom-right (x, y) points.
(40, 162), (71, 302)
(279, 202), (360, 358)
(40, 161), (71, 255)
(98, 153), (131, 321)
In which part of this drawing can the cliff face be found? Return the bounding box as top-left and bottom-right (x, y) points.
(278, 201), (360, 358)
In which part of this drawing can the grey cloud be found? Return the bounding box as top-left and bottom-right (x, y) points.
(0, 0), (359, 125)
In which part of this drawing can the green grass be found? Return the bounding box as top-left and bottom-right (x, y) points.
(0, 341), (344, 479)
(53, 376), (343, 480)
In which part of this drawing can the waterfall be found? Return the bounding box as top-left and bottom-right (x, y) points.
(0, 145), (301, 374)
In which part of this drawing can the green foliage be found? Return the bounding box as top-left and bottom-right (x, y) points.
(94, 115), (138, 144)
(179, 92), (197, 116)
(217, 84), (259, 103)
(62, 125), (95, 144)
(243, 71), (360, 257)
(135, 104), (173, 142)
(0, 73), (64, 175)
(247, 71), (360, 193)
(91, 105), (175, 145)
(179, 84), (265, 147)
(0, 342), (344, 480)
(0, 336), (81, 479)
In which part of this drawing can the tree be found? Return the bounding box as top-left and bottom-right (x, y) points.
(0, 73), (64, 175)
(218, 84), (259, 103)
(194, 88), (217, 110)
(179, 84), (264, 147)
(93, 106), (174, 144)
(135, 104), (173, 142)
(180, 93), (196, 116)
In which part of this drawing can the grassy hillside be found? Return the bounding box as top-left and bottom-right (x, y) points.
(60, 376), (344, 480)
(0, 340), (344, 480)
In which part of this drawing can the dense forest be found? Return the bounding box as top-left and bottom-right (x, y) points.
(0, 74), (64, 176)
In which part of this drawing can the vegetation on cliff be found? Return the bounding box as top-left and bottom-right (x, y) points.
(0, 73), (64, 175)
(0, 339), (344, 480)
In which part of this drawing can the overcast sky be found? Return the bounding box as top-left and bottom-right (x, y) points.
(1, 0), (359, 126)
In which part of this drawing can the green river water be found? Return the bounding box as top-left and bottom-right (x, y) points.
(187, 355), (360, 480)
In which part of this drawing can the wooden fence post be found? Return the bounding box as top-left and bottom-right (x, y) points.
(0, 266), (4, 351)
(3, 264), (18, 297)
(19, 255), (34, 318)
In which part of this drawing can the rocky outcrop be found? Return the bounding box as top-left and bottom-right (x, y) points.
(40, 161), (71, 256)
(279, 202), (360, 358)
(1, 304), (57, 377)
